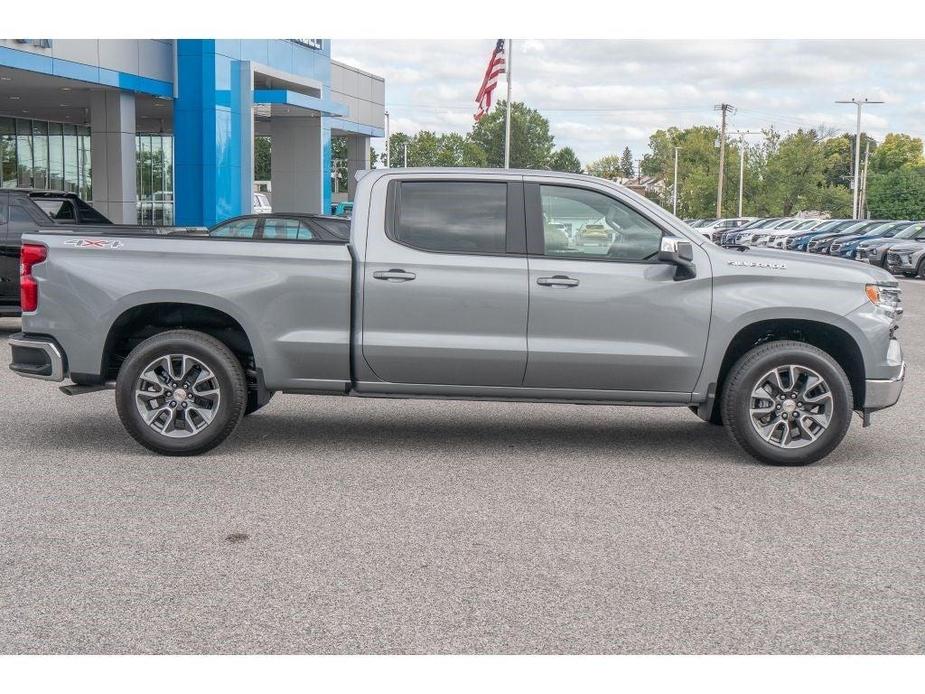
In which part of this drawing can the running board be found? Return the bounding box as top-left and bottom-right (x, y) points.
(59, 382), (116, 396)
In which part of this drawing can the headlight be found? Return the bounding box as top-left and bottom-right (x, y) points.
(866, 283), (903, 318)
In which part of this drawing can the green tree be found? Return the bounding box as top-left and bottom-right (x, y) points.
(641, 125), (735, 217)
(620, 146), (634, 177)
(380, 131), (486, 168)
(760, 129), (826, 215)
(870, 133), (925, 173)
(330, 136), (348, 191)
(585, 154), (624, 180)
(867, 166), (925, 218)
(548, 146), (581, 173)
(254, 136), (271, 181)
(469, 100), (555, 169)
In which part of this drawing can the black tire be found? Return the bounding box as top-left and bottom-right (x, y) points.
(115, 329), (247, 455)
(917, 258), (925, 280)
(244, 390), (274, 416)
(720, 340), (853, 466)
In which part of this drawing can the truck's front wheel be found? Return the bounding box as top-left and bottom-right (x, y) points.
(115, 330), (247, 455)
(721, 340), (853, 466)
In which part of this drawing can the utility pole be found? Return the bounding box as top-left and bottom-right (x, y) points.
(836, 97), (884, 218)
(672, 146), (682, 216)
(403, 142), (408, 168)
(714, 103), (734, 218)
(859, 141), (871, 219)
(728, 130), (760, 218)
(384, 110), (391, 168)
(503, 39), (512, 169)
(636, 158), (643, 184)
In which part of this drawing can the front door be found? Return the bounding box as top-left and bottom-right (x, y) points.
(361, 177), (529, 386)
(523, 181), (712, 394)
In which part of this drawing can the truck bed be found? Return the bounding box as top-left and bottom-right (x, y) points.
(22, 230), (354, 393)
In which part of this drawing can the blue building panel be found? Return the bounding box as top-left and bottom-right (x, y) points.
(1, 39), (375, 227)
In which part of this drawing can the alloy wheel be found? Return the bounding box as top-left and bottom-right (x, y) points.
(748, 364), (833, 449)
(134, 353), (222, 438)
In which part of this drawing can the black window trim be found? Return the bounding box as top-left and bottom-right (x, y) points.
(524, 181), (675, 265)
(385, 178), (527, 257)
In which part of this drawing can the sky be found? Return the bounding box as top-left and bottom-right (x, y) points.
(331, 39), (925, 166)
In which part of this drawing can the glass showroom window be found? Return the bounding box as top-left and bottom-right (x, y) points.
(0, 117), (91, 197)
(136, 134), (174, 225)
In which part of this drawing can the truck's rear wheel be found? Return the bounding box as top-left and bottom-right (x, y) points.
(720, 340), (853, 466)
(115, 329), (247, 455)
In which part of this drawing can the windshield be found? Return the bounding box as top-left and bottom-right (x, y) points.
(895, 223), (925, 239)
(809, 220), (842, 233)
(792, 220), (819, 231)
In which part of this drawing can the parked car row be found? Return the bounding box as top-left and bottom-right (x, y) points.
(701, 215), (925, 279)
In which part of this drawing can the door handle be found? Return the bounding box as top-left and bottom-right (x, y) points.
(373, 269), (417, 282)
(537, 275), (580, 288)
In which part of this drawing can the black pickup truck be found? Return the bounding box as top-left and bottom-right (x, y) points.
(0, 191), (114, 316)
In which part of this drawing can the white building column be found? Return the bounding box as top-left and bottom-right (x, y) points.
(271, 116), (323, 213)
(89, 90), (137, 224)
(346, 135), (370, 201)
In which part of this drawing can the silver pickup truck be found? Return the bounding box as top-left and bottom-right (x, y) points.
(9, 169), (906, 465)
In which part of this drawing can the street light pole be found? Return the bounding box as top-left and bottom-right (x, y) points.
(672, 146), (682, 216)
(403, 142), (408, 168)
(836, 98), (884, 219)
(384, 110), (391, 168)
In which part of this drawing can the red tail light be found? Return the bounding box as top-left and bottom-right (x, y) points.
(20, 244), (47, 312)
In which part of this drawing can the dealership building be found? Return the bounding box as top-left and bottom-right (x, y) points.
(0, 39), (385, 226)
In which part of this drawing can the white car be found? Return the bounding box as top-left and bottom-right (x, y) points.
(253, 192), (272, 214)
(762, 219), (827, 249)
(695, 217), (755, 238)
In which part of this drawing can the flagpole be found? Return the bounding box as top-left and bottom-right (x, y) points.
(504, 39), (512, 169)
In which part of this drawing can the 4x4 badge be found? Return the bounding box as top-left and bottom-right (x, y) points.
(64, 239), (124, 249)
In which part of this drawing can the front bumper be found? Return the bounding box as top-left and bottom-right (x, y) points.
(8, 333), (66, 382)
(863, 336), (904, 412)
(865, 362), (905, 411)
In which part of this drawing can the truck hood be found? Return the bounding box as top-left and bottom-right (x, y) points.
(716, 246), (896, 284)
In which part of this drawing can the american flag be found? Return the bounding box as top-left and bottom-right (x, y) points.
(474, 39), (506, 122)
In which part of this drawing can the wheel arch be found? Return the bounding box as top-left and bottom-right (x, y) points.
(100, 300), (262, 384)
(713, 318), (866, 412)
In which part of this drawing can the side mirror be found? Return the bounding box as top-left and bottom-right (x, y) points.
(658, 237), (697, 280)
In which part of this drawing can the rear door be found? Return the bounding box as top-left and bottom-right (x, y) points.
(523, 180), (712, 394)
(361, 176), (529, 386)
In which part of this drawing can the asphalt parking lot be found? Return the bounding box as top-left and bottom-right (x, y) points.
(0, 280), (922, 655)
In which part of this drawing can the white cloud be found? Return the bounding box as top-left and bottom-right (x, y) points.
(333, 39), (925, 165)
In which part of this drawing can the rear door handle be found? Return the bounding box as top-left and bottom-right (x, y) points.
(373, 269), (417, 282)
(537, 275), (580, 288)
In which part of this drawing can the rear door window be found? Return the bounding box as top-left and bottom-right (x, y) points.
(262, 218), (314, 240)
(210, 218), (260, 238)
(34, 199), (76, 222)
(393, 181), (507, 254)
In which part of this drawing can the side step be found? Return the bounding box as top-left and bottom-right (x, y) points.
(59, 382), (116, 396)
